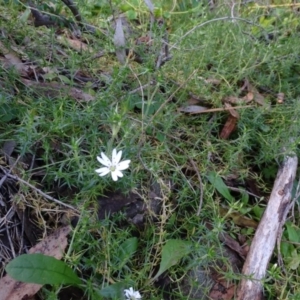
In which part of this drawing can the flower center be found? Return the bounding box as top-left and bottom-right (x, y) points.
(109, 165), (116, 172)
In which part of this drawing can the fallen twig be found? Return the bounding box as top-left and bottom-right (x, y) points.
(0, 166), (79, 213)
(237, 153), (298, 300)
(227, 186), (260, 198)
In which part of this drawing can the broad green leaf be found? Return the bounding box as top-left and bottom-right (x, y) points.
(97, 281), (127, 299)
(288, 249), (300, 270)
(153, 239), (192, 280)
(126, 9), (137, 20)
(286, 222), (300, 243)
(252, 205), (264, 219)
(156, 132), (166, 142)
(207, 172), (234, 202)
(58, 75), (72, 84)
(6, 253), (81, 285)
(116, 237), (138, 269)
(281, 241), (294, 259)
(240, 191), (249, 205)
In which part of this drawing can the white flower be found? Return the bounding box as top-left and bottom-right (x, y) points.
(95, 148), (130, 181)
(124, 287), (142, 300)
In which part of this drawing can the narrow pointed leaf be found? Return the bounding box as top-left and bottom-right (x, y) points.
(116, 237), (138, 268)
(153, 239), (192, 280)
(207, 171), (234, 202)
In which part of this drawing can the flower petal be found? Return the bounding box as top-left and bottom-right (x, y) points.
(111, 148), (117, 160)
(112, 149), (122, 165)
(95, 167), (110, 176)
(111, 172), (119, 181)
(124, 287), (141, 299)
(111, 170), (123, 181)
(117, 160), (131, 170)
(97, 153), (111, 167)
(124, 287), (134, 297)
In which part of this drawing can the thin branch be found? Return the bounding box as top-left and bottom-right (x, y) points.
(227, 186), (260, 198)
(182, 105), (253, 114)
(6, 222), (16, 258)
(0, 166), (79, 213)
(0, 156), (21, 189)
(60, 0), (82, 23)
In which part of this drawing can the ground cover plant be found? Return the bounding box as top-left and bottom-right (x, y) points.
(0, 0), (300, 299)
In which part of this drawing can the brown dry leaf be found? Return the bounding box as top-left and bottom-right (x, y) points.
(208, 246), (240, 300)
(247, 82), (267, 106)
(223, 95), (252, 105)
(219, 232), (248, 258)
(220, 115), (238, 139)
(224, 102), (239, 118)
(136, 35), (153, 46)
(21, 78), (95, 102)
(178, 105), (210, 114)
(187, 96), (203, 105)
(219, 207), (258, 229)
(187, 93), (210, 106)
(56, 35), (90, 52)
(209, 279), (235, 300)
(0, 225), (72, 300)
(0, 41), (29, 77)
(242, 92), (254, 103)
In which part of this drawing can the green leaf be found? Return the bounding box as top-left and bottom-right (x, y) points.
(288, 249), (300, 270)
(19, 7), (31, 23)
(281, 241), (294, 259)
(156, 132), (166, 142)
(206, 172), (234, 202)
(97, 281), (127, 299)
(126, 9), (137, 20)
(5, 253), (81, 285)
(116, 237), (138, 268)
(153, 239), (192, 280)
(252, 205), (264, 219)
(286, 222), (300, 243)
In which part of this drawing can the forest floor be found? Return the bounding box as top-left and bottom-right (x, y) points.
(0, 1), (300, 299)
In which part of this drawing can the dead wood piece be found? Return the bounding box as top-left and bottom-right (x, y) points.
(28, 1), (95, 34)
(61, 0), (82, 23)
(28, 2), (68, 28)
(237, 154), (298, 300)
(60, 0), (95, 33)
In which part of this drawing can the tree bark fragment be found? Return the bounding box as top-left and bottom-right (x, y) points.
(237, 154), (298, 300)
